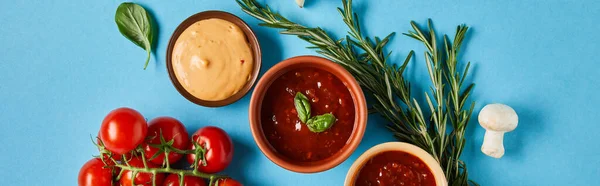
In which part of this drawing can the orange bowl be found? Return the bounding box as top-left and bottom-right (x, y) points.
(248, 56), (367, 173)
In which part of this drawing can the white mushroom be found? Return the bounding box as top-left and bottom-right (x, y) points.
(478, 103), (518, 158)
(295, 0), (305, 8)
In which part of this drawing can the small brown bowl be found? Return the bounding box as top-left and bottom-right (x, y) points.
(166, 11), (261, 107)
(248, 56), (368, 173)
(345, 142), (448, 186)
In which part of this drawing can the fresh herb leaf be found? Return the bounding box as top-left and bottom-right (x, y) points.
(294, 92), (311, 123)
(115, 2), (155, 70)
(294, 92), (337, 132)
(306, 113), (336, 133)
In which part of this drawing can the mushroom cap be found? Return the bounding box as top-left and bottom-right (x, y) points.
(478, 103), (518, 132)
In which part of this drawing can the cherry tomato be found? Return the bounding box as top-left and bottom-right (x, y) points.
(100, 107), (148, 155)
(186, 126), (234, 173)
(217, 178), (242, 186)
(162, 174), (206, 186)
(143, 117), (190, 165)
(78, 158), (114, 186)
(119, 157), (165, 186)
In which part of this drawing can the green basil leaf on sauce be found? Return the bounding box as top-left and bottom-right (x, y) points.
(115, 2), (154, 70)
(306, 113), (336, 133)
(294, 92), (311, 123)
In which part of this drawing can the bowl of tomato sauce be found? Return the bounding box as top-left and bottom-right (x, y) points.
(249, 56), (367, 173)
(345, 142), (448, 186)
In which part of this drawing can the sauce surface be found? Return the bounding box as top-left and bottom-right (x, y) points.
(261, 68), (355, 162)
(356, 151), (436, 186)
(172, 18), (253, 101)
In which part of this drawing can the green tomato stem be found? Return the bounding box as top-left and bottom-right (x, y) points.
(178, 173), (185, 186)
(164, 150), (171, 169)
(131, 171), (138, 186)
(95, 133), (221, 186)
(139, 148), (149, 168)
(115, 164), (228, 180)
(209, 177), (215, 186)
(152, 171), (157, 186)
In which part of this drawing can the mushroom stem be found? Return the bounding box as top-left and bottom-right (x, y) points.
(481, 130), (505, 158)
(478, 103), (518, 158)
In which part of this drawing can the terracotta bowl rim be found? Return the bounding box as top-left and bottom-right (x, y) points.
(248, 55), (367, 173)
(344, 142), (448, 186)
(166, 10), (262, 107)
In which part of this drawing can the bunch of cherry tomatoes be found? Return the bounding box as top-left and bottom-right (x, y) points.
(78, 107), (241, 186)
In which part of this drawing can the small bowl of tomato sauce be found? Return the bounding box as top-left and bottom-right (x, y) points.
(345, 142), (448, 186)
(249, 56), (367, 173)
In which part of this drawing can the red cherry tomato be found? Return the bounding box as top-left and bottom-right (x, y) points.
(217, 178), (242, 186)
(186, 126), (234, 173)
(120, 157), (165, 186)
(78, 158), (114, 186)
(143, 117), (190, 165)
(162, 174), (206, 186)
(100, 108), (148, 155)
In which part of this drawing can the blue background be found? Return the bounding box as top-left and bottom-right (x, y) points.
(1, 0), (599, 185)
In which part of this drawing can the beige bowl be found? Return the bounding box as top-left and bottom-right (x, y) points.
(345, 142), (448, 186)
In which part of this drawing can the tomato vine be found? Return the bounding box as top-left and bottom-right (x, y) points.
(93, 134), (228, 186)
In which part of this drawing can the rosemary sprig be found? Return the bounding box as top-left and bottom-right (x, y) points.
(237, 0), (477, 185)
(404, 21), (477, 186)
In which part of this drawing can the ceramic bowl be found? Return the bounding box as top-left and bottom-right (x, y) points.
(248, 56), (367, 173)
(345, 142), (448, 186)
(166, 11), (261, 107)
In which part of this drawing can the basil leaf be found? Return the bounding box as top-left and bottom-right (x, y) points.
(294, 92), (311, 123)
(115, 2), (154, 70)
(306, 113), (336, 133)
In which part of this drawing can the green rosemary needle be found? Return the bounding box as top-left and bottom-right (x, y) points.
(237, 0), (477, 185)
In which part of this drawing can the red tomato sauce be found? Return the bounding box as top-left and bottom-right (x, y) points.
(261, 67), (355, 162)
(356, 151), (436, 186)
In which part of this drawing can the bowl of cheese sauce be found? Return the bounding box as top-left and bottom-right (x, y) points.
(167, 11), (261, 107)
